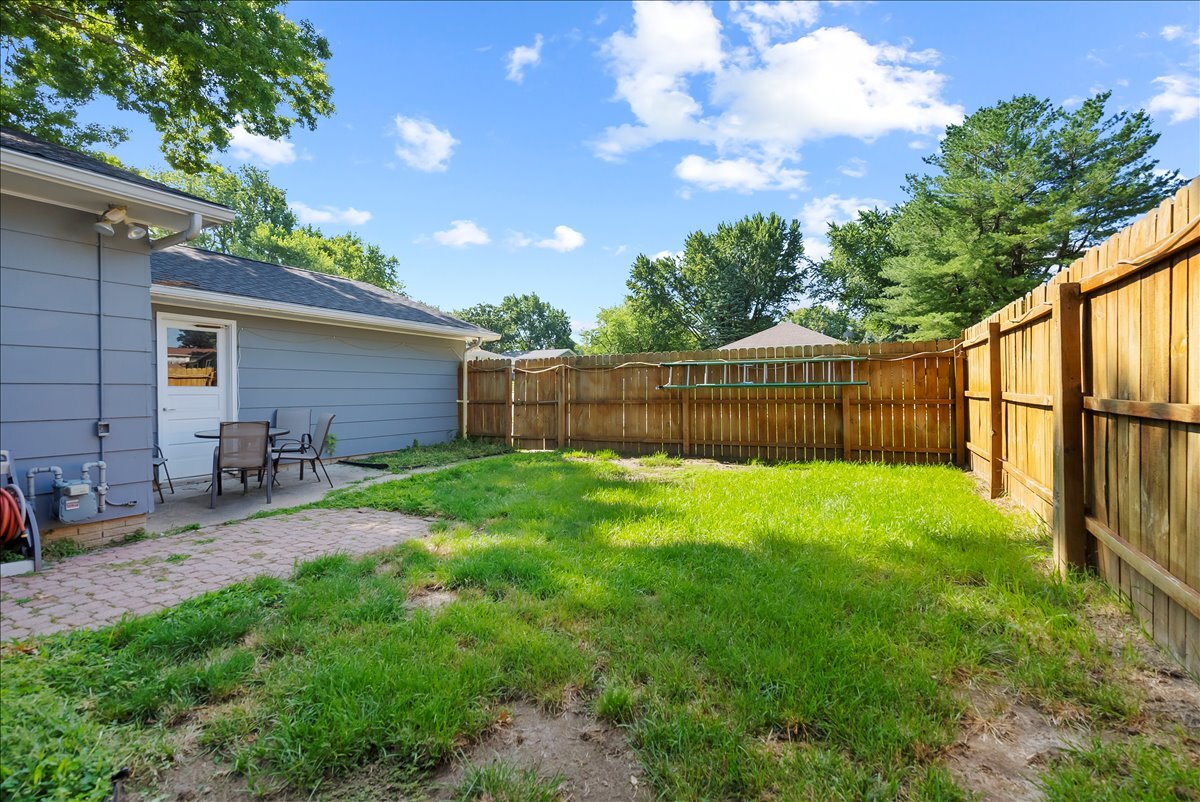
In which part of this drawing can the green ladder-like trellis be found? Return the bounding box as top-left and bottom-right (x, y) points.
(656, 356), (868, 390)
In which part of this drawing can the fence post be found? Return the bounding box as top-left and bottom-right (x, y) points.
(505, 365), (514, 448)
(681, 391), (690, 456)
(987, 321), (1004, 497)
(953, 350), (966, 466)
(459, 356), (467, 439)
(557, 364), (567, 449)
(841, 382), (856, 462)
(1052, 282), (1087, 574)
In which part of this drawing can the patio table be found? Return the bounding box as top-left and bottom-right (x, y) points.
(194, 427), (289, 440)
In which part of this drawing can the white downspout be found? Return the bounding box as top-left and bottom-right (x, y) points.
(149, 212), (204, 250)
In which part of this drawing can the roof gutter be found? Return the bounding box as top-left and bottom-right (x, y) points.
(0, 148), (235, 224)
(150, 284), (501, 343)
(150, 212), (203, 250)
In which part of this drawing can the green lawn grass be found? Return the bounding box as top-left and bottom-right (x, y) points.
(2, 453), (1194, 801)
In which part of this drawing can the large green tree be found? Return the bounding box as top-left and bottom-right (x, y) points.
(149, 165), (403, 292)
(578, 300), (697, 355)
(147, 165), (296, 254)
(878, 93), (1182, 339)
(454, 293), (575, 353)
(787, 306), (861, 343)
(809, 207), (900, 341)
(1, 0), (333, 171)
(627, 212), (807, 349)
(248, 226), (402, 293)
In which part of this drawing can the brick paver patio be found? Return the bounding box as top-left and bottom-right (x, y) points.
(0, 508), (432, 640)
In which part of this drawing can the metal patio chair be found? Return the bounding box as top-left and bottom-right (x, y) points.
(152, 445), (173, 503)
(271, 408), (311, 456)
(273, 412), (335, 488)
(210, 421), (273, 509)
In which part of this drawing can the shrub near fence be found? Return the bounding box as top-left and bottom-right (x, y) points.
(962, 177), (1199, 674)
(466, 340), (963, 464)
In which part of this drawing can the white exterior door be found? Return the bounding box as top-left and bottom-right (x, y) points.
(157, 314), (236, 478)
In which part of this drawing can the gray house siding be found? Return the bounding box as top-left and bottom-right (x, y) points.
(152, 304), (465, 458)
(0, 196), (156, 526)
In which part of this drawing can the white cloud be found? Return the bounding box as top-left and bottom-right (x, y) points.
(595, 4), (961, 192)
(730, 1), (820, 51)
(432, 220), (490, 248)
(392, 116), (458, 172)
(289, 202), (372, 226)
(650, 250), (677, 261)
(838, 157), (867, 178)
(595, 0), (725, 162)
(536, 225), (586, 252)
(710, 28), (962, 145)
(506, 34), (544, 83)
(908, 139), (929, 150)
(1160, 25), (1185, 41)
(228, 124), (296, 165)
(1148, 74), (1200, 124)
(798, 194), (886, 260)
(614, 244), (628, 256)
(506, 231), (534, 248)
(675, 154), (807, 192)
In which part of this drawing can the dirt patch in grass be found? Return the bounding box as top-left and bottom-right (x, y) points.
(127, 716), (255, 802)
(946, 687), (1085, 801)
(946, 585), (1200, 800)
(1084, 601), (1200, 734)
(410, 587), (459, 612)
(433, 702), (647, 802)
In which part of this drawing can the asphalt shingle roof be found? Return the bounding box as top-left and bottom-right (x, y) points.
(151, 246), (493, 337)
(502, 348), (576, 360)
(1, 126), (225, 208)
(721, 321), (844, 349)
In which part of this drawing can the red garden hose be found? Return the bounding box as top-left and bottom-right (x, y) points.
(0, 486), (24, 543)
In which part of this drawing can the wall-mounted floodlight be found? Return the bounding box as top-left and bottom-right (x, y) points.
(126, 225), (147, 240)
(93, 205), (128, 237)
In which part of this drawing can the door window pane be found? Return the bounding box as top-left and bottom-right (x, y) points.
(166, 328), (218, 386)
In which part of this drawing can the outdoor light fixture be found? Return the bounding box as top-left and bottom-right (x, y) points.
(126, 225), (147, 240)
(92, 205), (128, 237)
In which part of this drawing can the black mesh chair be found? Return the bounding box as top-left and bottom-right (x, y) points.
(273, 413), (335, 487)
(152, 445), (173, 503)
(210, 421), (273, 508)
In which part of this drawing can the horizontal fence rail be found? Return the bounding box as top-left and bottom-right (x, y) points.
(962, 177), (1200, 675)
(466, 340), (963, 465)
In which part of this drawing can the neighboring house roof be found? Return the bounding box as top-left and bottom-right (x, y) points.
(503, 348), (576, 360)
(467, 347), (509, 361)
(0, 126), (233, 231)
(151, 246), (499, 342)
(721, 321), (843, 349)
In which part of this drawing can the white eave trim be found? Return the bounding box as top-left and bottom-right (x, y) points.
(0, 148), (236, 225)
(151, 284), (500, 342)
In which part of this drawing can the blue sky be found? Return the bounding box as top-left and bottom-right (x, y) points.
(96, 1), (1199, 334)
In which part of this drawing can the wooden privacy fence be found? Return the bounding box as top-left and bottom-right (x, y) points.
(465, 340), (963, 464)
(461, 180), (1199, 673)
(961, 177), (1200, 674)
